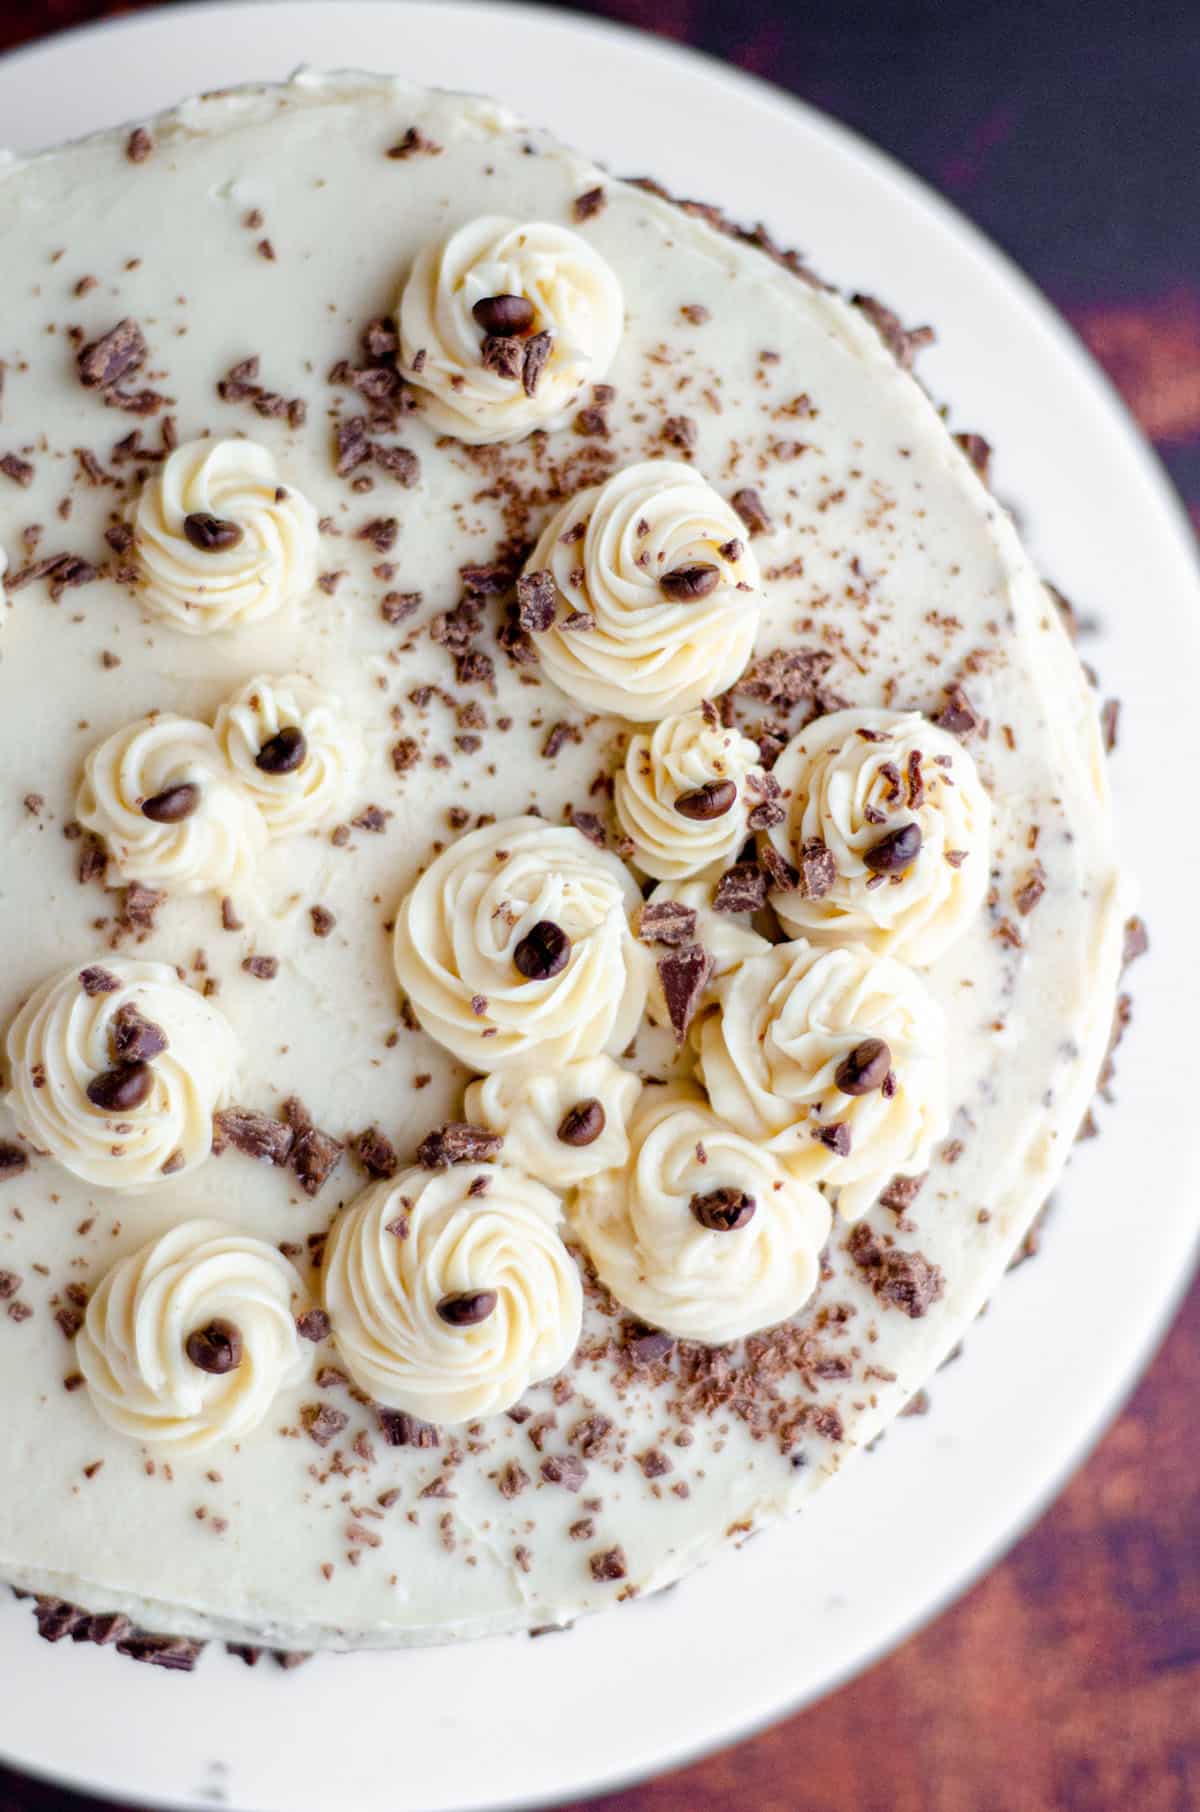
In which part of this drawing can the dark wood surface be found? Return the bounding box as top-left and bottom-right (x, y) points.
(0, 3), (1196, 1808)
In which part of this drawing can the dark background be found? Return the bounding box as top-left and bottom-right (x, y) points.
(0, 2), (1197, 1809)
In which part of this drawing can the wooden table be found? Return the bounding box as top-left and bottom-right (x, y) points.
(0, 3), (1196, 1807)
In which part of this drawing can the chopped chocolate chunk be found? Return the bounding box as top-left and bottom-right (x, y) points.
(120, 881), (164, 931)
(185, 1318), (243, 1375)
(680, 303), (711, 325)
(296, 1308), (331, 1343)
(0, 452), (33, 488)
(417, 1122), (503, 1169)
(142, 782), (200, 824)
(301, 1403), (349, 1447)
(1122, 916), (1149, 967)
(241, 955), (279, 981)
(522, 331), (553, 396)
(334, 415), (372, 476)
(662, 414), (697, 451)
(77, 318), (147, 391)
(543, 721), (581, 760)
(437, 1290), (498, 1327)
(541, 1454), (588, 1491)
(310, 905), (336, 938)
(718, 536), (744, 562)
(851, 294), (935, 369)
(659, 561), (719, 602)
(125, 127), (154, 163)
(516, 568), (556, 633)
(570, 810), (606, 846)
(390, 736), (422, 775)
(1015, 864), (1047, 916)
(386, 126), (442, 159)
(954, 432), (992, 481)
(674, 777), (737, 820)
(835, 1038), (891, 1097)
(513, 919), (571, 980)
(760, 843), (798, 893)
(713, 861), (767, 914)
(55, 1306), (84, 1339)
(733, 646), (838, 710)
(183, 511), (243, 552)
(657, 944), (713, 1043)
(290, 1123), (344, 1197)
(589, 1546), (627, 1583)
(381, 591), (422, 627)
(557, 1099), (606, 1146)
(690, 1186), (756, 1231)
(878, 1172), (925, 1216)
(639, 1448), (673, 1478)
(0, 1270), (23, 1298)
(472, 294), (535, 336)
(79, 965), (120, 997)
(377, 1407), (439, 1448)
(0, 1146), (29, 1184)
(255, 725), (307, 774)
(848, 1222), (945, 1317)
(637, 900), (698, 946)
(85, 1061), (153, 1114)
(213, 1107), (294, 1167)
(814, 1121), (852, 1157)
(1100, 697), (1120, 752)
(572, 186), (607, 221)
(116, 1632), (204, 1672)
(731, 487), (772, 535)
(934, 682), (981, 737)
(481, 334), (526, 380)
(374, 444), (420, 485)
(354, 1125), (399, 1179)
(220, 896), (243, 932)
(111, 1002), (168, 1063)
(497, 1460), (530, 1498)
(864, 822), (922, 874)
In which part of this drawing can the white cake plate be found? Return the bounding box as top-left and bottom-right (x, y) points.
(0, 6), (1195, 1809)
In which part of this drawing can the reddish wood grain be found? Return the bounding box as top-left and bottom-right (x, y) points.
(0, 6), (1195, 1809)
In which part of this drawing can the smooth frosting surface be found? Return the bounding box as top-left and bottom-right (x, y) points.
(323, 1164), (582, 1422)
(5, 960), (239, 1190)
(77, 1218), (308, 1451)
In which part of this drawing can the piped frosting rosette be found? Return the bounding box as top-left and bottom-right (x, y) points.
(524, 461), (763, 719)
(614, 708), (765, 880)
(465, 1055), (641, 1190)
(128, 438), (319, 634)
(696, 940), (948, 1219)
(5, 959), (238, 1189)
(77, 1219), (308, 1451)
(322, 1164), (582, 1423)
(763, 708), (991, 965)
(570, 1082), (831, 1343)
(392, 816), (651, 1070)
(397, 215), (623, 443)
(213, 673), (365, 838)
(77, 712), (266, 896)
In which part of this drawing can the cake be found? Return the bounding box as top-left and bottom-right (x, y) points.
(0, 71), (1131, 1662)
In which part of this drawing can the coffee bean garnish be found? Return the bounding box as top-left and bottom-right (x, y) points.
(85, 1060), (153, 1114)
(674, 779), (737, 821)
(436, 1290), (498, 1327)
(185, 1318), (244, 1375)
(690, 1186), (756, 1231)
(835, 1037), (892, 1097)
(255, 725), (307, 774)
(863, 822), (923, 874)
(472, 294), (535, 337)
(557, 1099), (606, 1146)
(513, 920), (571, 980)
(659, 562), (720, 602)
(183, 512), (244, 552)
(141, 782), (200, 823)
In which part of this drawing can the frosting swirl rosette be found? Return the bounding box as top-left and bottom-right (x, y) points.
(571, 1082), (831, 1343)
(696, 940), (948, 1219)
(76, 1219), (308, 1452)
(129, 438), (319, 634)
(525, 461), (763, 719)
(393, 816), (651, 1071)
(5, 960), (238, 1189)
(213, 673), (365, 838)
(764, 708), (991, 965)
(77, 713), (266, 896)
(397, 215), (623, 444)
(465, 1056), (641, 1190)
(642, 875), (771, 1034)
(614, 708), (765, 880)
(323, 1164), (582, 1423)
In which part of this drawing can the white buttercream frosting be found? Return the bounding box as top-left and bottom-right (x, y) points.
(322, 1164), (582, 1423)
(5, 960), (238, 1189)
(76, 712), (267, 896)
(464, 1055), (641, 1189)
(525, 460), (763, 719)
(393, 815), (651, 1070)
(764, 708), (991, 964)
(614, 709), (764, 880)
(397, 215), (623, 444)
(696, 940), (948, 1218)
(129, 438), (320, 634)
(213, 672), (365, 838)
(571, 1082), (831, 1343)
(76, 1219), (307, 1451)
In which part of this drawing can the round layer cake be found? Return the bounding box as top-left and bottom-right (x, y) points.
(0, 71), (1128, 1657)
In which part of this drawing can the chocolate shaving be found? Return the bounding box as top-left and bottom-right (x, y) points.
(848, 1222), (945, 1317)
